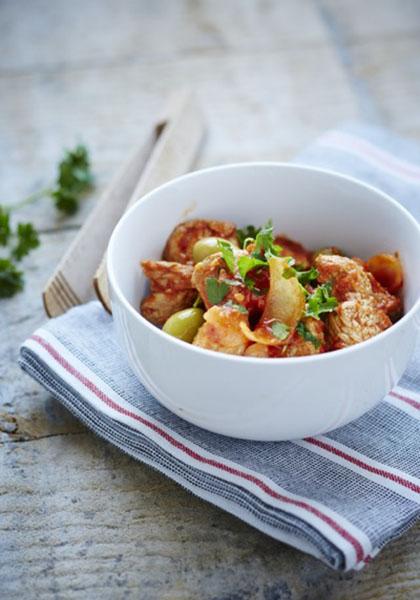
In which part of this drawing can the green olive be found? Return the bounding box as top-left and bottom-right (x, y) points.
(192, 237), (222, 263)
(162, 308), (205, 343)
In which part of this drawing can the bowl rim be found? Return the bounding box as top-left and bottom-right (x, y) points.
(108, 161), (420, 365)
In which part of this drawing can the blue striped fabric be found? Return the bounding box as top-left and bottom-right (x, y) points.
(19, 125), (420, 571)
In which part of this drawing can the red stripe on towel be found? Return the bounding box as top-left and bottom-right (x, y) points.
(305, 437), (420, 494)
(31, 333), (366, 564)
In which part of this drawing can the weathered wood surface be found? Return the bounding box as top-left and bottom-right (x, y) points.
(2, 1), (420, 598)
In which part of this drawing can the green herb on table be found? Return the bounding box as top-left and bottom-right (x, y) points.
(0, 144), (93, 298)
(51, 145), (93, 215)
(0, 258), (24, 298)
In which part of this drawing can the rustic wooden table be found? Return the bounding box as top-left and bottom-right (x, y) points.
(2, 1), (420, 598)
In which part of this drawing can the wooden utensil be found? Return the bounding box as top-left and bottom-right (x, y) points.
(42, 90), (205, 317)
(94, 90), (205, 313)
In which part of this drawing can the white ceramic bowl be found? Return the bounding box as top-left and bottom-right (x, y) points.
(107, 163), (420, 441)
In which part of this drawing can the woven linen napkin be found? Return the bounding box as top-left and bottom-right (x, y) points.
(19, 124), (420, 572)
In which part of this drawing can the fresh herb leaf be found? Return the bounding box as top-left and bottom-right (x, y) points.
(0, 144), (94, 298)
(0, 259), (24, 298)
(0, 207), (11, 245)
(237, 255), (267, 282)
(305, 282), (338, 319)
(205, 277), (230, 305)
(51, 189), (79, 215)
(283, 266), (319, 286)
(236, 224), (261, 247)
(297, 267), (319, 286)
(224, 300), (248, 314)
(11, 223), (40, 261)
(296, 321), (321, 349)
(51, 144), (93, 215)
(271, 321), (290, 341)
(217, 239), (236, 274)
(253, 220), (281, 259)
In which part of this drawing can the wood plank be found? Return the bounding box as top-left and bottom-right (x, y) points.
(0, 45), (359, 231)
(320, 0), (420, 41)
(0, 0), (327, 73)
(2, 433), (420, 599)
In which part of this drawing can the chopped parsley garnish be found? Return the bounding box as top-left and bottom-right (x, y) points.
(217, 239), (236, 274)
(236, 224), (261, 248)
(253, 220), (282, 260)
(235, 220), (283, 290)
(237, 255), (267, 281)
(205, 277), (230, 305)
(224, 300), (248, 314)
(296, 321), (321, 349)
(283, 266), (319, 286)
(271, 321), (290, 341)
(305, 282), (338, 319)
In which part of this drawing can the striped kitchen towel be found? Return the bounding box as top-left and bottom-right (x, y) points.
(19, 124), (420, 571)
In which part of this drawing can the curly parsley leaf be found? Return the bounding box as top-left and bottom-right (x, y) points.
(236, 224), (261, 248)
(11, 223), (40, 261)
(296, 321), (321, 349)
(205, 277), (230, 305)
(224, 300), (248, 314)
(217, 239), (236, 274)
(253, 220), (281, 259)
(0, 259), (24, 298)
(271, 321), (290, 341)
(237, 255), (267, 282)
(51, 145), (93, 215)
(283, 266), (319, 286)
(305, 282), (338, 319)
(0, 207), (11, 246)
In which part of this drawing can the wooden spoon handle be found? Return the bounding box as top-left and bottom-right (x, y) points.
(94, 90), (205, 313)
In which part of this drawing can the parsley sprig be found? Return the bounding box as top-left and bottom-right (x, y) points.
(0, 213), (39, 298)
(236, 224), (261, 247)
(236, 221), (281, 289)
(296, 321), (321, 349)
(305, 282), (338, 319)
(0, 144), (93, 298)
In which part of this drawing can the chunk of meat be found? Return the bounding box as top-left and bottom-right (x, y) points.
(141, 260), (194, 291)
(193, 305), (250, 355)
(244, 318), (326, 358)
(163, 219), (238, 264)
(140, 290), (196, 327)
(328, 295), (391, 349)
(275, 235), (311, 268)
(315, 254), (401, 317)
(315, 254), (373, 300)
